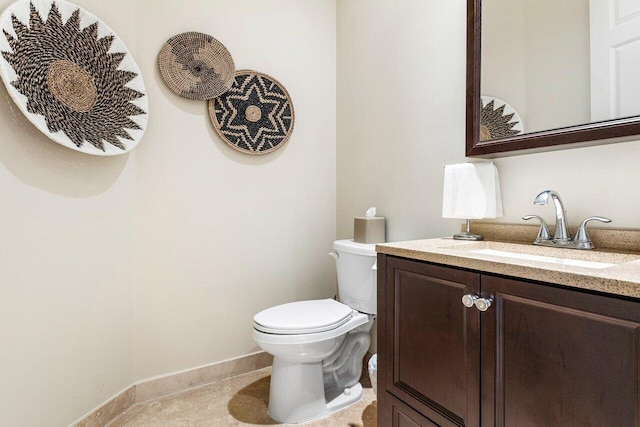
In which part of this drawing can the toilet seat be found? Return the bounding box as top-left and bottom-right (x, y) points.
(254, 311), (371, 346)
(254, 299), (355, 335)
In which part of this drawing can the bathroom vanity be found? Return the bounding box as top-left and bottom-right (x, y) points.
(376, 237), (640, 427)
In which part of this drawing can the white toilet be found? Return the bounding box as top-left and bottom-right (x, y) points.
(253, 239), (377, 423)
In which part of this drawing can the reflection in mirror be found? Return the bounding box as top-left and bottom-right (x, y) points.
(468, 0), (640, 156)
(481, 0), (640, 140)
(482, 0), (587, 138)
(480, 96), (524, 140)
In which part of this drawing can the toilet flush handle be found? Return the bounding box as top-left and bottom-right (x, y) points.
(328, 252), (339, 261)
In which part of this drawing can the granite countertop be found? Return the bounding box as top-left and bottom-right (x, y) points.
(376, 237), (640, 299)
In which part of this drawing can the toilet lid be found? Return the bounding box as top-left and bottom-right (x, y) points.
(253, 299), (355, 335)
(333, 239), (377, 257)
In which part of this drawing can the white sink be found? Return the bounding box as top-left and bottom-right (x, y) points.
(441, 241), (638, 270)
(469, 248), (615, 269)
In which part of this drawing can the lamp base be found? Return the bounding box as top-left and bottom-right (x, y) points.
(453, 232), (484, 241)
(452, 219), (483, 241)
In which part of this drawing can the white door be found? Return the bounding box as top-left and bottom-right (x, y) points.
(590, 0), (640, 122)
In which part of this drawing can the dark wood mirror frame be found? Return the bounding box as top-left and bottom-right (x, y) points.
(466, 0), (640, 157)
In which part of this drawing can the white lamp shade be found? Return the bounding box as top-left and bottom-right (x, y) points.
(442, 162), (503, 219)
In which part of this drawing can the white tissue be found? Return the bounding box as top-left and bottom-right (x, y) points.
(365, 207), (376, 218)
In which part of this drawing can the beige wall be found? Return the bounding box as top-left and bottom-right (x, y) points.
(0, 0), (336, 425)
(337, 1), (640, 241)
(131, 0), (337, 380)
(337, 0), (467, 243)
(0, 2), (137, 425)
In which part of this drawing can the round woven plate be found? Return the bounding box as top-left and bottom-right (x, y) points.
(158, 31), (235, 100)
(0, 0), (148, 156)
(208, 70), (295, 155)
(480, 96), (523, 141)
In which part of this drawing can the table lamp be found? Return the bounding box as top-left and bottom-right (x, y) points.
(442, 162), (503, 240)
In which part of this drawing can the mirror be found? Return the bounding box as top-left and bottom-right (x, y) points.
(466, 0), (640, 156)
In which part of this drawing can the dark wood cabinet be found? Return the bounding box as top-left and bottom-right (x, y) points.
(378, 255), (480, 427)
(480, 275), (640, 427)
(377, 254), (640, 427)
(384, 393), (440, 427)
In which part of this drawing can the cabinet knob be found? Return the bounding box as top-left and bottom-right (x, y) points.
(462, 294), (479, 308)
(475, 297), (493, 312)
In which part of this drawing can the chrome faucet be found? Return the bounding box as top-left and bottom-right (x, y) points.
(533, 190), (570, 244)
(523, 190), (611, 250)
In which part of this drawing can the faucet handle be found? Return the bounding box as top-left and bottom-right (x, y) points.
(523, 215), (552, 244)
(573, 216), (612, 250)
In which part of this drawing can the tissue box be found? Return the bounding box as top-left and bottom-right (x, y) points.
(354, 217), (385, 244)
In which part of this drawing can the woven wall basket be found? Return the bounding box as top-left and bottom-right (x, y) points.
(208, 70), (295, 155)
(480, 96), (523, 141)
(0, 0), (148, 156)
(158, 31), (235, 100)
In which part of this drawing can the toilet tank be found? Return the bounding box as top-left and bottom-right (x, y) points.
(332, 239), (377, 314)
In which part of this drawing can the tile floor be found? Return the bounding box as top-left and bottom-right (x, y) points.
(107, 367), (377, 427)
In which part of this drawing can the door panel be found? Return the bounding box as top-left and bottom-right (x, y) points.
(379, 391), (439, 427)
(481, 275), (640, 427)
(590, 0), (640, 120)
(384, 257), (480, 427)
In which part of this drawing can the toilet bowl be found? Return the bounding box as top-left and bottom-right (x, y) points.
(253, 240), (377, 424)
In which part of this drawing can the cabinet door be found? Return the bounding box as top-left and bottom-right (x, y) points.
(481, 275), (640, 427)
(380, 255), (480, 427)
(380, 393), (440, 427)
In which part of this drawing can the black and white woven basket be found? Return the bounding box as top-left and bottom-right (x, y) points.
(0, 0), (148, 155)
(208, 70), (295, 155)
